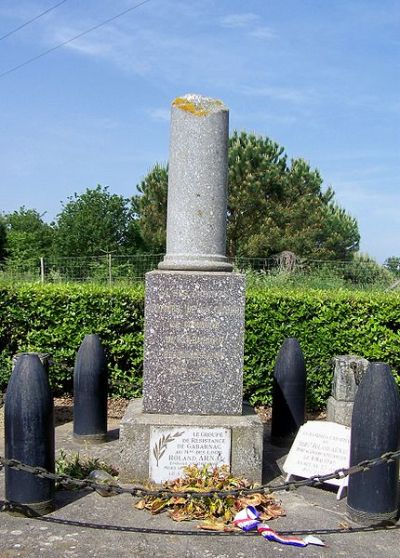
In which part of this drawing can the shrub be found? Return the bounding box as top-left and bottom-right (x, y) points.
(244, 288), (400, 408)
(0, 283), (399, 410)
(0, 283), (144, 397)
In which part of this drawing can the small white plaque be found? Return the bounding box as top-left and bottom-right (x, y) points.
(283, 421), (350, 494)
(149, 426), (231, 483)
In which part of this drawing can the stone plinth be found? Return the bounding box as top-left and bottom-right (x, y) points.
(326, 397), (355, 427)
(142, 270), (245, 415)
(331, 355), (369, 401)
(327, 355), (369, 426)
(119, 399), (264, 484)
(158, 94), (232, 272)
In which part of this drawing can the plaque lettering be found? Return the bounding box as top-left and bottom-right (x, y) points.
(149, 426), (231, 483)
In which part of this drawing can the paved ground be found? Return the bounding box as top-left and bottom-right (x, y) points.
(0, 414), (399, 558)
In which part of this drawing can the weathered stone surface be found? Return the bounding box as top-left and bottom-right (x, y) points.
(331, 355), (369, 401)
(142, 270), (245, 415)
(326, 396), (354, 427)
(119, 399), (264, 484)
(158, 94), (232, 272)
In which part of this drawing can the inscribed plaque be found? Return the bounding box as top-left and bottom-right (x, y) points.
(283, 421), (350, 488)
(149, 426), (231, 483)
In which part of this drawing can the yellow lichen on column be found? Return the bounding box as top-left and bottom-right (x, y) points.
(172, 94), (225, 117)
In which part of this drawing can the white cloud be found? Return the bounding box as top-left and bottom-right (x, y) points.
(220, 13), (259, 29)
(219, 12), (275, 41)
(48, 23), (155, 76)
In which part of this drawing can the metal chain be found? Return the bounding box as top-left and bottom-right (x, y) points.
(1, 448), (400, 499)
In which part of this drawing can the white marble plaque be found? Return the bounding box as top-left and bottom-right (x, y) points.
(283, 421), (351, 489)
(149, 426), (231, 483)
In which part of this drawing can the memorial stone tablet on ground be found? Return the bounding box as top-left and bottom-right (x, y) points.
(283, 421), (351, 498)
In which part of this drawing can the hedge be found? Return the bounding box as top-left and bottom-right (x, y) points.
(0, 283), (399, 409)
(0, 283), (145, 398)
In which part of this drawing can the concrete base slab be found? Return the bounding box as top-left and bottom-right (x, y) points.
(326, 396), (353, 426)
(2, 416), (400, 557)
(119, 399), (264, 484)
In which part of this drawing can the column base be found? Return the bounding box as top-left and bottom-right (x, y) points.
(158, 254), (233, 272)
(119, 399), (264, 485)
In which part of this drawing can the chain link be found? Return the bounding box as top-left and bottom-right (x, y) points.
(1, 448), (400, 499)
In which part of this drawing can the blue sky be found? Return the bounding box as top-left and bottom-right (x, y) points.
(0, 0), (399, 262)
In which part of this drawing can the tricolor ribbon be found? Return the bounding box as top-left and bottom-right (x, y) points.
(257, 524), (325, 547)
(232, 506), (260, 531)
(233, 507), (325, 547)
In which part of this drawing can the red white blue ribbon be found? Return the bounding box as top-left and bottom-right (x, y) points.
(233, 507), (325, 547)
(257, 524), (325, 547)
(232, 506), (260, 531)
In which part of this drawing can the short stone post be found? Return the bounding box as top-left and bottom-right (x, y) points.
(347, 362), (400, 525)
(73, 334), (108, 443)
(158, 94), (232, 272)
(271, 338), (306, 447)
(326, 355), (369, 426)
(5, 354), (55, 515)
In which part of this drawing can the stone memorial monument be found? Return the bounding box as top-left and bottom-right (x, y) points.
(120, 94), (263, 483)
(326, 355), (369, 426)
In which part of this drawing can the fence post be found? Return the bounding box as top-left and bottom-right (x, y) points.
(108, 253), (112, 286)
(40, 257), (45, 284)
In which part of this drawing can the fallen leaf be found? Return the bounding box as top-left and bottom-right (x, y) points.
(171, 497), (187, 505)
(170, 509), (189, 522)
(198, 519), (232, 532)
(149, 498), (171, 514)
(239, 493), (264, 507)
(264, 503), (286, 518)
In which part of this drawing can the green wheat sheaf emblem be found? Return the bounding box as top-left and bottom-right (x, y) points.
(153, 431), (185, 467)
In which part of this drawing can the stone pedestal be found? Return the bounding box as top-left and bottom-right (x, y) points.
(119, 399), (264, 484)
(143, 271), (245, 415)
(326, 355), (369, 426)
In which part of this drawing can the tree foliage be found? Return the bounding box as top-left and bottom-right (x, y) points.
(3, 207), (54, 265)
(0, 217), (7, 264)
(54, 185), (142, 258)
(134, 131), (360, 260)
(384, 256), (400, 276)
(132, 164), (168, 253)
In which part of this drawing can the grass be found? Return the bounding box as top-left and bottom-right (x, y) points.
(55, 450), (118, 489)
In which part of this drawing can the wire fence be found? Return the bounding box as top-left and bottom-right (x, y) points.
(0, 254), (396, 290)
